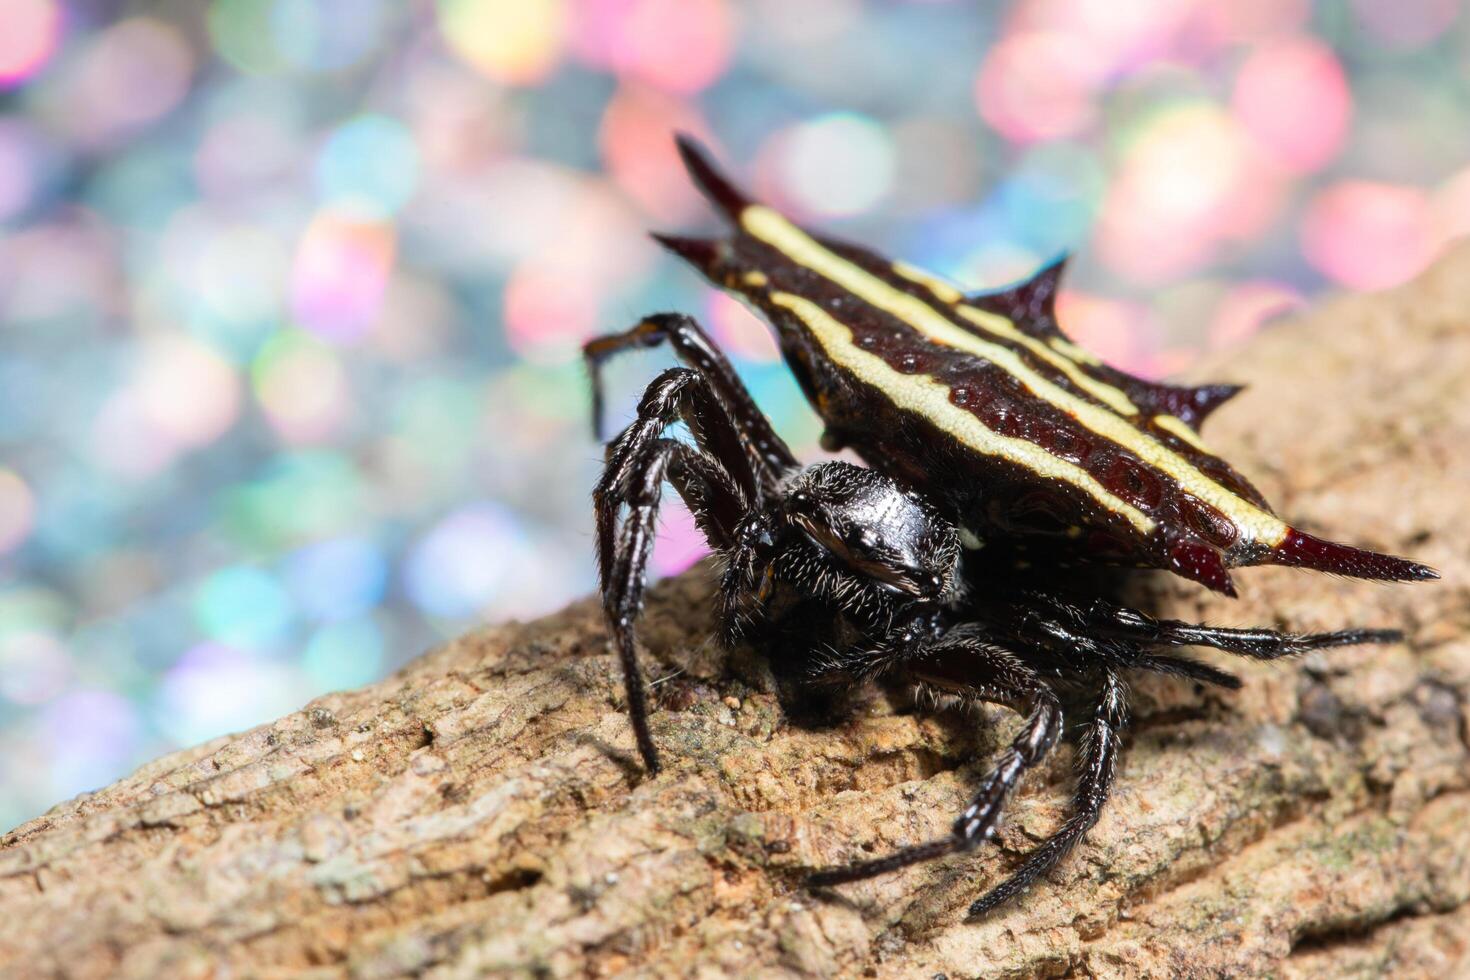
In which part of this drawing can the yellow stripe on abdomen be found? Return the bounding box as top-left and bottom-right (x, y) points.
(766, 291), (1156, 536)
(741, 204), (1288, 546)
(892, 260), (965, 304)
(1153, 413), (1209, 451)
(891, 260), (1140, 416)
(953, 305), (1141, 416)
(1048, 335), (1103, 366)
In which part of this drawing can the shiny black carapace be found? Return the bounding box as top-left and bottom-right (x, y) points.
(582, 135), (1436, 918)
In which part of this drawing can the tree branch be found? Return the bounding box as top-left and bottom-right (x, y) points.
(3, 250), (1469, 978)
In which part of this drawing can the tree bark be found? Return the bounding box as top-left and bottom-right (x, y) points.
(4, 251), (1469, 980)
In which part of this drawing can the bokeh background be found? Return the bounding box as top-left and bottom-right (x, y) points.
(2, 0), (1469, 829)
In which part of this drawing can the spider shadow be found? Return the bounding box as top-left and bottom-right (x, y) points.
(574, 733), (647, 786)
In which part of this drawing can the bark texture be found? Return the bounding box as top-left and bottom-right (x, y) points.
(4, 251), (1470, 980)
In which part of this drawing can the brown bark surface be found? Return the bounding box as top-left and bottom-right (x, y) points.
(3, 251), (1469, 980)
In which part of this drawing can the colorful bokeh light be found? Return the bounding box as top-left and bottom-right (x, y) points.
(772, 113), (896, 217)
(1098, 103), (1280, 283)
(253, 331), (354, 443)
(1351, 0), (1459, 50)
(0, 0), (63, 88)
(0, 471), (36, 555)
(976, 32), (1101, 144)
(291, 210), (397, 343)
(1301, 181), (1437, 290)
(316, 115), (421, 218)
(1233, 37), (1350, 174)
(437, 0), (567, 84)
(58, 18), (195, 147)
(405, 502), (528, 619)
(570, 0), (733, 94)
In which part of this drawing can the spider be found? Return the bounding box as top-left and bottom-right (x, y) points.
(582, 137), (1434, 917)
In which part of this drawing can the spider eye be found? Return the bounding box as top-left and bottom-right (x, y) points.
(782, 461), (959, 600)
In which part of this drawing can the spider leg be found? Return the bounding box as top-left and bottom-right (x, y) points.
(584, 313), (797, 493)
(596, 365), (765, 580)
(595, 365), (768, 775)
(986, 592), (1399, 690)
(967, 668), (1127, 918)
(807, 632), (1062, 887)
(597, 436), (746, 775)
(1072, 595), (1403, 661)
(1131, 653), (1243, 690)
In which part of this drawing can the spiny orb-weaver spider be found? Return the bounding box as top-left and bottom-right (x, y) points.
(584, 136), (1436, 918)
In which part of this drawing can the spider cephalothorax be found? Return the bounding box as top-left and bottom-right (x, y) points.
(582, 137), (1435, 918)
(745, 463), (957, 614)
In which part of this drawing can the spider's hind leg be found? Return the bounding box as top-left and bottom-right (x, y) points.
(1079, 597), (1403, 661)
(954, 594), (1402, 916)
(998, 590), (1402, 688)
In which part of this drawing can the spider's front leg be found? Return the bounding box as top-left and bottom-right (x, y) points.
(807, 627), (1063, 887)
(585, 312), (797, 494)
(594, 365), (767, 774)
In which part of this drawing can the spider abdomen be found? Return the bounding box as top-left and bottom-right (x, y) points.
(660, 137), (1436, 597)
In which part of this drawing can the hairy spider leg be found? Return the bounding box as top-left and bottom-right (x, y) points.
(598, 439), (745, 774)
(1130, 654), (1243, 690)
(983, 590), (1403, 691)
(955, 596), (1398, 912)
(967, 668), (1127, 918)
(597, 364), (760, 569)
(807, 633), (1063, 887)
(585, 312), (798, 496)
(1074, 596), (1404, 660)
(595, 367), (765, 773)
